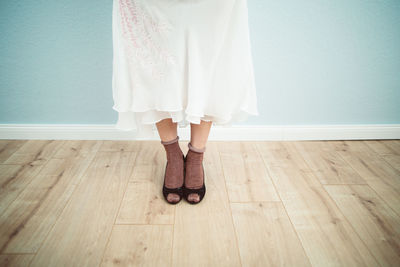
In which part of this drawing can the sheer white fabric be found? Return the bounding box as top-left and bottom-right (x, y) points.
(112, 0), (259, 137)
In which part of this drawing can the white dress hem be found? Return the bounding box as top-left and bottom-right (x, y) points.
(112, 105), (259, 136)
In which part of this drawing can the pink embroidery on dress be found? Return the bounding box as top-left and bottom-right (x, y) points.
(117, 0), (176, 80)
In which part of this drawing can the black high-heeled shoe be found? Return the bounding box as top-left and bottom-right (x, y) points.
(183, 156), (206, 204)
(162, 154), (185, 204)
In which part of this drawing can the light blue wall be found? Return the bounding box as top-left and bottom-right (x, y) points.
(1, 0), (399, 125)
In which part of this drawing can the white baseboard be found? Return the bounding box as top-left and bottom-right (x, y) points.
(0, 124), (399, 140)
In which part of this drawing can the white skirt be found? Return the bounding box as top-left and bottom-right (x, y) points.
(112, 0), (259, 137)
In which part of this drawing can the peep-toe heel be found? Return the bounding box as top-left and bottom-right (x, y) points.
(183, 160), (206, 204)
(162, 154), (185, 204)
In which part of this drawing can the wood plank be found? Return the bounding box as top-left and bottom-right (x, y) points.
(100, 225), (173, 266)
(0, 140), (65, 214)
(52, 140), (103, 159)
(365, 140), (400, 172)
(325, 184), (400, 266)
(39, 140), (103, 186)
(127, 141), (167, 183)
(3, 140), (65, 166)
(0, 254), (34, 267)
(328, 141), (400, 216)
(0, 164), (42, 214)
(116, 141), (174, 224)
(231, 202), (310, 266)
(256, 141), (379, 266)
(116, 181), (175, 225)
(172, 141), (241, 266)
(0, 141), (102, 253)
(294, 141), (366, 184)
(218, 141), (279, 202)
(98, 140), (141, 152)
(364, 140), (400, 155)
(0, 140), (28, 164)
(29, 150), (136, 267)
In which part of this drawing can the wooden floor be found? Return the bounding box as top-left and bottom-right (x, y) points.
(0, 139), (399, 267)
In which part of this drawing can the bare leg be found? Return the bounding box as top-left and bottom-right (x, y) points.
(156, 118), (184, 203)
(185, 120), (212, 202)
(190, 120), (212, 150)
(156, 118), (178, 142)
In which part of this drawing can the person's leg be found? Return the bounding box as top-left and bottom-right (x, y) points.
(190, 120), (212, 150)
(185, 120), (212, 202)
(156, 118), (178, 141)
(156, 118), (184, 203)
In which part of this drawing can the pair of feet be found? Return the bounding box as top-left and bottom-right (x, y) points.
(161, 136), (206, 204)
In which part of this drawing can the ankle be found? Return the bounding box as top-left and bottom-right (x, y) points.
(161, 135), (179, 145)
(162, 136), (184, 161)
(188, 142), (206, 153)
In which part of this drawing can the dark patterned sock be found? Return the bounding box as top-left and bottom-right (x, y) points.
(161, 136), (184, 203)
(184, 142), (206, 203)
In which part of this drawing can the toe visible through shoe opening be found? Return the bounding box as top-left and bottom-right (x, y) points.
(188, 193), (200, 202)
(167, 193), (180, 203)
